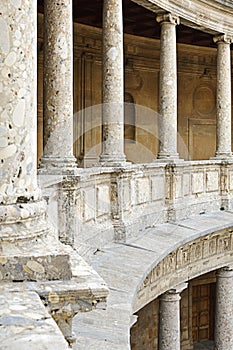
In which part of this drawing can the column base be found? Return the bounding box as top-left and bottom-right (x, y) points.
(0, 200), (72, 281)
(211, 152), (233, 160)
(99, 153), (127, 167)
(39, 156), (77, 175)
(154, 153), (183, 164)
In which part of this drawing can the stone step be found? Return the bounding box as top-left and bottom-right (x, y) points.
(0, 290), (69, 350)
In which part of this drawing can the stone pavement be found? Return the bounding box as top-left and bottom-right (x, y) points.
(73, 211), (233, 349)
(194, 341), (214, 349)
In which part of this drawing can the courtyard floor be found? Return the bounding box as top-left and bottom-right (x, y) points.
(194, 340), (214, 349)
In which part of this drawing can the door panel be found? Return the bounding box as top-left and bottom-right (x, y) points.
(192, 283), (215, 343)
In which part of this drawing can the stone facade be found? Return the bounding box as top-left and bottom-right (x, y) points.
(1, 0), (233, 349)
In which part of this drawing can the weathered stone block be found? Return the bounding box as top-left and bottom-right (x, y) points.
(84, 188), (96, 221)
(175, 174), (183, 199)
(136, 177), (150, 204)
(229, 171), (233, 190)
(97, 185), (110, 217)
(151, 176), (165, 201)
(122, 179), (131, 210)
(192, 172), (204, 194)
(183, 173), (190, 196)
(206, 171), (219, 192)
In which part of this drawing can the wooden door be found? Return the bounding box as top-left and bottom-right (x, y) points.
(192, 283), (215, 343)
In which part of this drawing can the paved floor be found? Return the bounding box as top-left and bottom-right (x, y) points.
(194, 341), (214, 349)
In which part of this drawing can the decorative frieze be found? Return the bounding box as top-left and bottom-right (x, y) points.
(135, 228), (233, 311)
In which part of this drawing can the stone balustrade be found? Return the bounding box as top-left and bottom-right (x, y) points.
(39, 160), (233, 253)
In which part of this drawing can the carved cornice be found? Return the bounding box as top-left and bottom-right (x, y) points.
(131, 0), (233, 36)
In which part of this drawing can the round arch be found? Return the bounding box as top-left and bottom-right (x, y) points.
(133, 226), (233, 312)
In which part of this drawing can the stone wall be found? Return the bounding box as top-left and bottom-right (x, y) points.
(130, 299), (159, 350)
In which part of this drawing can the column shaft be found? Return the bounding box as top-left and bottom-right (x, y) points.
(41, 0), (76, 171)
(157, 13), (180, 160)
(0, 1), (71, 281)
(159, 283), (187, 350)
(215, 267), (233, 349)
(0, 1), (38, 205)
(214, 35), (232, 158)
(99, 0), (126, 166)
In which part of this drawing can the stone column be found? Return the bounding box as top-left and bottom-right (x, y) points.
(213, 35), (232, 159)
(215, 267), (233, 349)
(40, 0), (77, 172)
(99, 0), (126, 166)
(0, 1), (71, 281)
(158, 283), (187, 350)
(156, 13), (180, 160)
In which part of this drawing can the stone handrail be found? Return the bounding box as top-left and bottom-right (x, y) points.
(39, 160), (233, 254)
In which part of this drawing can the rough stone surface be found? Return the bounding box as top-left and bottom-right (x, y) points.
(156, 13), (180, 159)
(0, 290), (69, 350)
(2, 1), (233, 349)
(0, 1), (38, 204)
(41, 0), (76, 171)
(214, 267), (233, 349)
(213, 35), (232, 158)
(159, 285), (187, 350)
(0, 250), (109, 346)
(99, 0), (126, 165)
(0, 0), (78, 282)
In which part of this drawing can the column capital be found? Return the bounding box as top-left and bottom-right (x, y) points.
(160, 282), (188, 301)
(156, 12), (180, 26)
(213, 34), (233, 45)
(217, 266), (233, 278)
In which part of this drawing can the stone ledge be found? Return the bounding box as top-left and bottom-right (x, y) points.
(0, 250), (109, 347)
(0, 233), (72, 281)
(0, 290), (69, 350)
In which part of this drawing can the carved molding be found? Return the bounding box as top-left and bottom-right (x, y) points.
(131, 0), (233, 36)
(134, 227), (233, 312)
(213, 34), (233, 44)
(156, 12), (180, 26)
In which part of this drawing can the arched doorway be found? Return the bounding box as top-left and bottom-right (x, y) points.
(130, 271), (216, 350)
